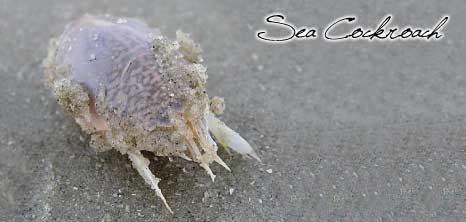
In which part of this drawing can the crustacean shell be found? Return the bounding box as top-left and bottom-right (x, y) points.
(43, 14), (259, 213)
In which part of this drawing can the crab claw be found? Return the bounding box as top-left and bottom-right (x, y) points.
(206, 112), (261, 162)
(127, 151), (173, 214)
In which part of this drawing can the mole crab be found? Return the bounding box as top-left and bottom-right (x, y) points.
(43, 14), (259, 213)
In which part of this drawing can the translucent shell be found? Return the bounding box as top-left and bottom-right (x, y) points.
(52, 15), (183, 130)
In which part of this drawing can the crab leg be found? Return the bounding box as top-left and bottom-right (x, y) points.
(191, 119), (231, 172)
(206, 112), (261, 162)
(127, 151), (173, 214)
(185, 135), (216, 181)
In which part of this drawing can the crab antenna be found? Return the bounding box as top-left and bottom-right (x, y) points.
(127, 151), (173, 214)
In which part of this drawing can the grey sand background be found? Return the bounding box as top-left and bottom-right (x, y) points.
(0, 0), (465, 221)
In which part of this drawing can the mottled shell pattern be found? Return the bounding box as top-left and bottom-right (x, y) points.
(43, 15), (259, 213)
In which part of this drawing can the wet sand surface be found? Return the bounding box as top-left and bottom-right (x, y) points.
(1, 1), (465, 221)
